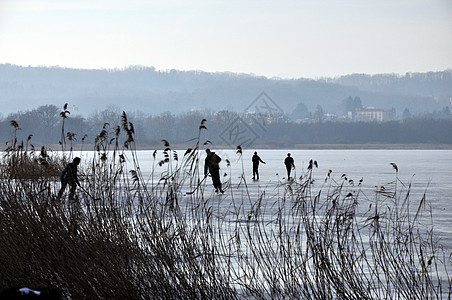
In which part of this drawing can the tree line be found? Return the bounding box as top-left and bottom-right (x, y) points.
(1, 104), (451, 149)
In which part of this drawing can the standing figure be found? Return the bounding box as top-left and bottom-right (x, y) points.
(251, 151), (265, 180)
(204, 149), (224, 193)
(284, 153), (295, 179)
(57, 157), (81, 200)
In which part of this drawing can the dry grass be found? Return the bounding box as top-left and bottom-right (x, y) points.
(0, 114), (450, 299)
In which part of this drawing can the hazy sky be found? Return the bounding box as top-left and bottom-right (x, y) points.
(0, 0), (451, 78)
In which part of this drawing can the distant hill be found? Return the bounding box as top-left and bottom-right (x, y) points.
(0, 64), (450, 117)
(326, 71), (452, 98)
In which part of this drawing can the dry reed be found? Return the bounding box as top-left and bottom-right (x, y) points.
(0, 114), (450, 299)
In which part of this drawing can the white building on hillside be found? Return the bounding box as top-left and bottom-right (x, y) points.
(354, 108), (395, 122)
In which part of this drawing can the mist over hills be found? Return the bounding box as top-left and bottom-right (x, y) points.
(1, 63), (451, 118)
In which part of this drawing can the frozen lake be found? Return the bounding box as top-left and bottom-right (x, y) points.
(115, 149), (452, 248)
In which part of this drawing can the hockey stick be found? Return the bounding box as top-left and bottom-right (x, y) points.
(186, 176), (208, 195)
(78, 184), (101, 201)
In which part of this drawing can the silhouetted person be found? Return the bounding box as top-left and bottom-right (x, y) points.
(57, 157), (81, 200)
(284, 153), (295, 179)
(204, 149), (224, 193)
(251, 151), (265, 180)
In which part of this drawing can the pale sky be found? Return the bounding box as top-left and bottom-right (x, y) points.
(0, 0), (451, 79)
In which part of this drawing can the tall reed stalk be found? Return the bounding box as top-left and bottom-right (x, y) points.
(0, 118), (450, 299)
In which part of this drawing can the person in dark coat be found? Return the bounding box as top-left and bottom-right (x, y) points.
(204, 149), (224, 193)
(251, 151), (265, 180)
(57, 157), (81, 200)
(284, 153), (295, 179)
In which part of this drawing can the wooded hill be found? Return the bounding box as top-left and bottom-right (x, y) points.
(1, 64), (451, 118)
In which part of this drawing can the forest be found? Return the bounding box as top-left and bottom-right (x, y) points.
(1, 104), (451, 148)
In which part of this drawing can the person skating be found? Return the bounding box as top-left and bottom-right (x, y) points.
(251, 151), (265, 180)
(204, 149), (224, 193)
(284, 153), (295, 180)
(57, 157), (81, 200)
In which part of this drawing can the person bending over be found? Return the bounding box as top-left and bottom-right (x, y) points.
(57, 157), (81, 200)
(204, 149), (224, 193)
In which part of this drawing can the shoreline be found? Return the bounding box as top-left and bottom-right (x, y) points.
(12, 143), (452, 151)
(288, 144), (452, 150)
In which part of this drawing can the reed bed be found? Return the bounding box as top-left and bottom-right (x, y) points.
(0, 114), (450, 299)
